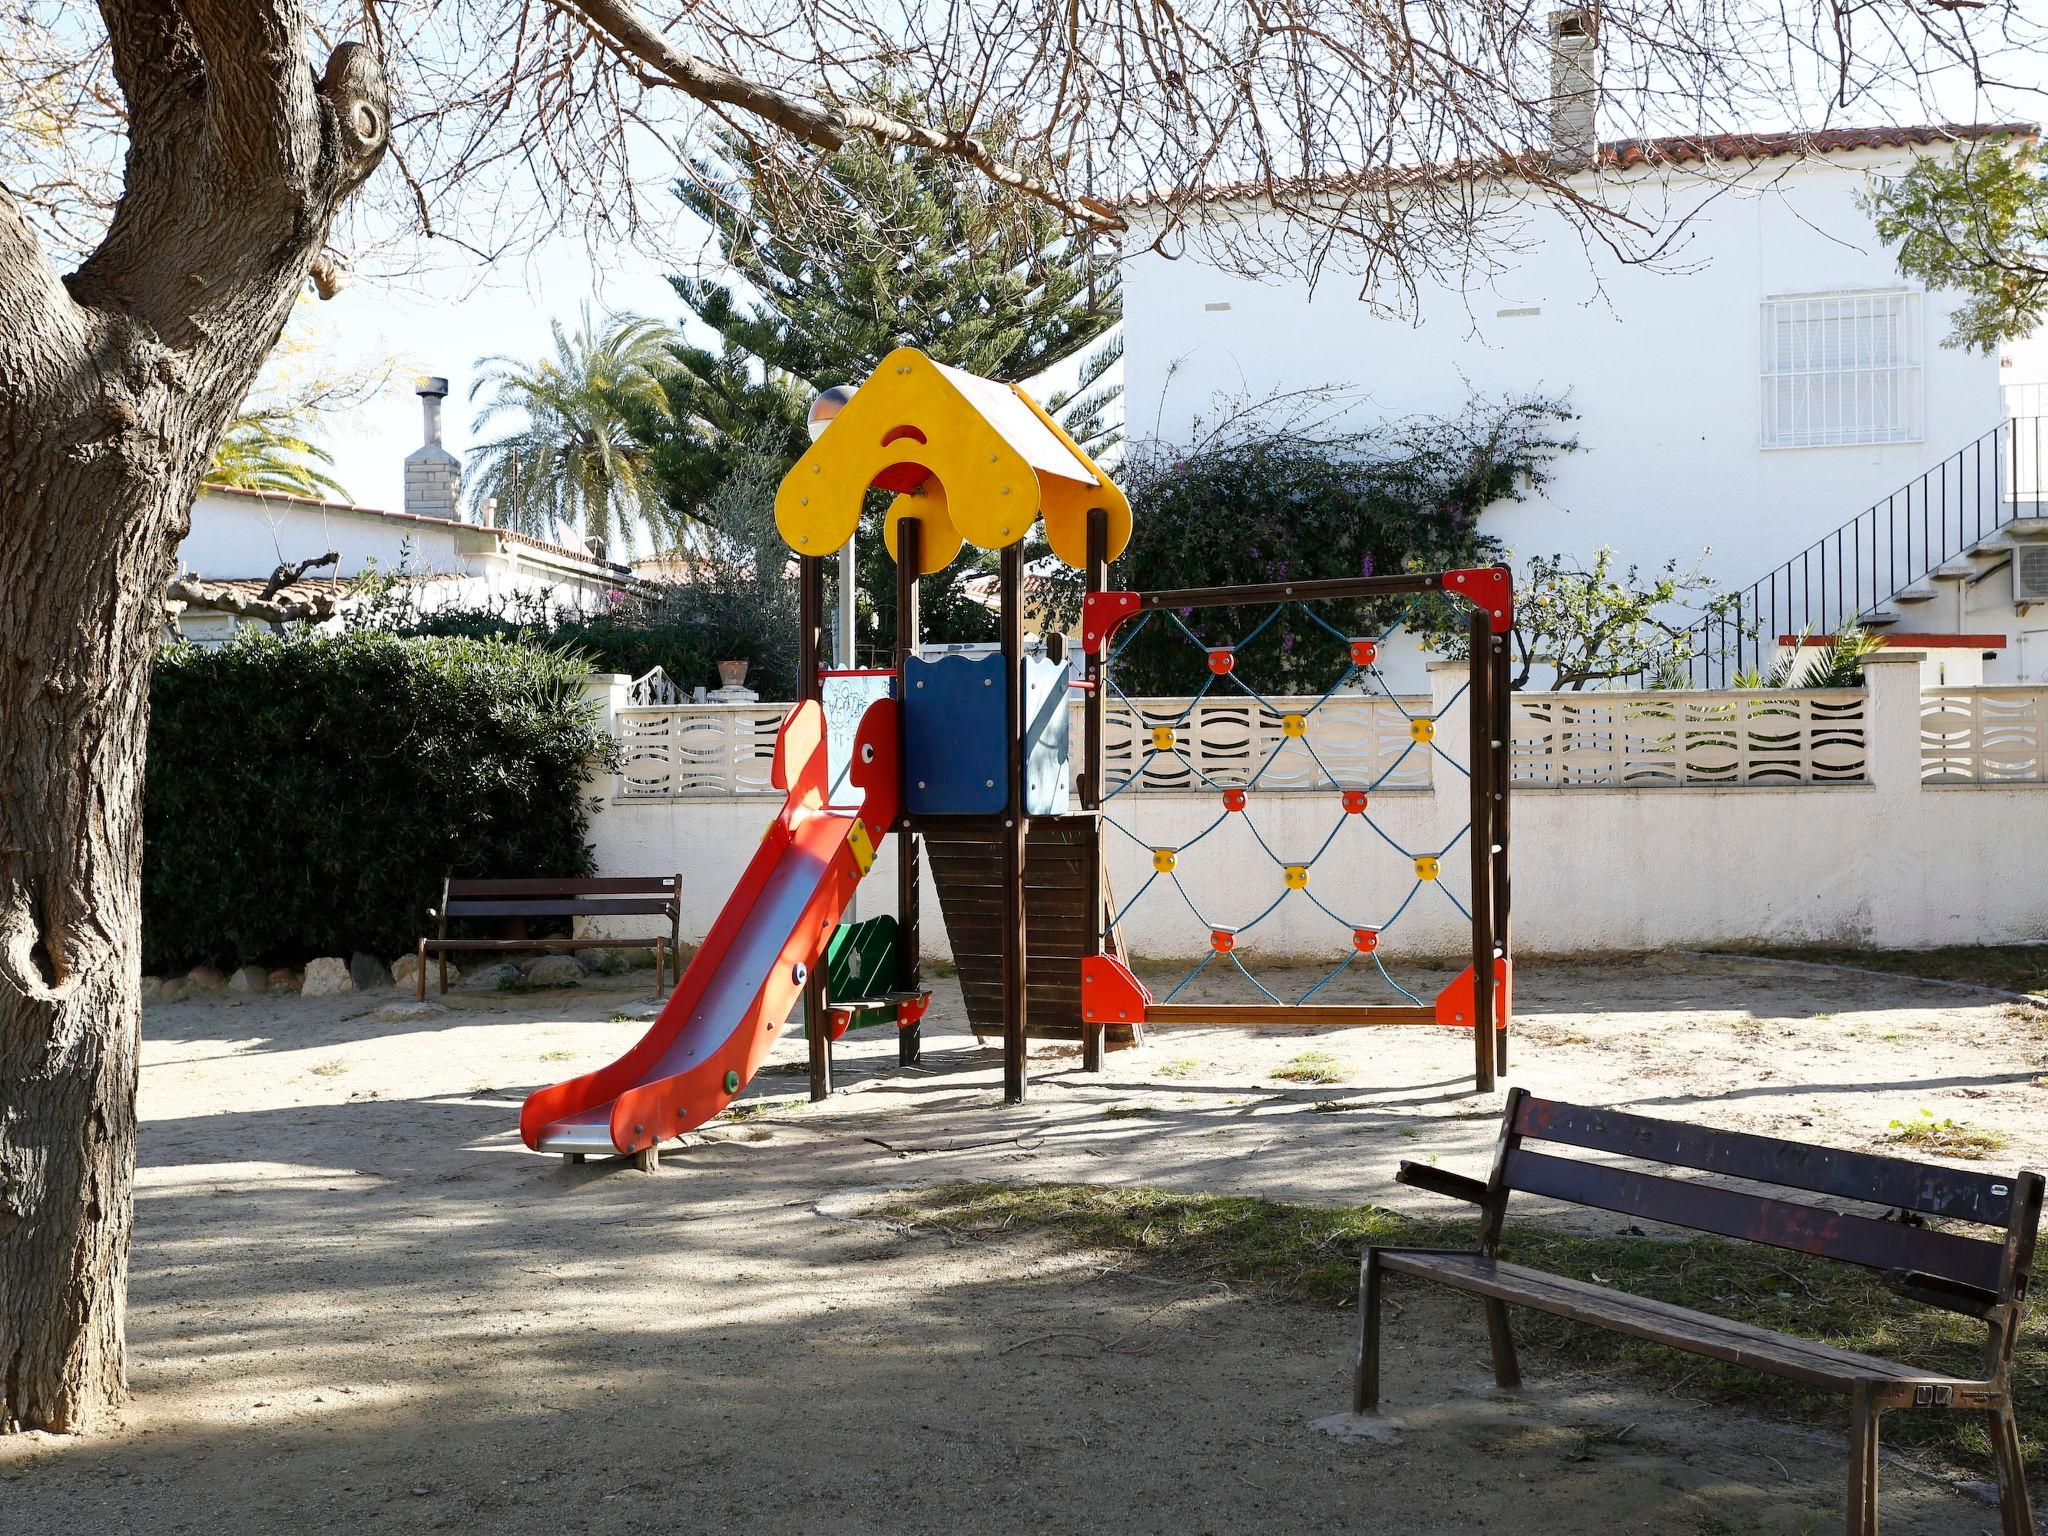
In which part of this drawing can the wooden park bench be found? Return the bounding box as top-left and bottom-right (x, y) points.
(416, 876), (681, 1000)
(1358, 1087), (2042, 1535)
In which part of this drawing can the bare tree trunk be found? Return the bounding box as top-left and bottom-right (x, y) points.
(0, 24), (388, 1432)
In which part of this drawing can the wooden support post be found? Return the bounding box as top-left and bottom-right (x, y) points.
(800, 553), (832, 1102)
(1081, 506), (1109, 1073)
(1000, 541), (1029, 1104)
(1466, 607), (1496, 1095)
(1488, 613), (1514, 1076)
(895, 517), (923, 1068)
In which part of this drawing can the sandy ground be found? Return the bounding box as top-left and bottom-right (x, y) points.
(5, 952), (2047, 1534)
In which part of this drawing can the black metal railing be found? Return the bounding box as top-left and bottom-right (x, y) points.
(1670, 416), (2044, 688)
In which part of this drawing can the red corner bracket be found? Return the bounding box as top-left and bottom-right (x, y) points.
(1080, 954), (1151, 1024)
(1081, 590), (1144, 654)
(1445, 566), (1513, 635)
(1433, 956), (1511, 1031)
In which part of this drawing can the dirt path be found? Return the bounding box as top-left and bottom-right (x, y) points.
(4, 955), (2043, 1533)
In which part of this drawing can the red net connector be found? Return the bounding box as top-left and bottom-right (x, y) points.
(1207, 647), (1236, 675)
(1352, 928), (1379, 954)
(1081, 954), (1152, 1024)
(1209, 929), (1236, 953)
(1221, 787), (1247, 813)
(1082, 590), (1144, 654)
(1349, 638), (1379, 668)
(1341, 789), (1369, 815)
(1445, 566), (1513, 635)
(896, 992), (932, 1029)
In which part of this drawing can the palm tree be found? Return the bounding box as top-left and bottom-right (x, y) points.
(203, 410), (350, 500)
(467, 308), (679, 555)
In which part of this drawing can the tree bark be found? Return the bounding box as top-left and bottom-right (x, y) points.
(0, 15), (387, 1432)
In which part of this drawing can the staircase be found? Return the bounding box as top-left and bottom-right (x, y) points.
(1677, 416), (2048, 686)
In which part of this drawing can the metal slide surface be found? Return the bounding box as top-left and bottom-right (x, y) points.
(518, 696), (899, 1158)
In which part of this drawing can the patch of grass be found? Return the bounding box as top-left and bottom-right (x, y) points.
(540, 1049), (575, 1062)
(1885, 1109), (2008, 1160)
(1103, 1104), (1156, 1120)
(1154, 1057), (1203, 1079)
(878, 1180), (2047, 1482)
(307, 1060), (348, 1077)
(1742, 943), (2048, 998)
(1272, 1050), (1346, 1085)
(723, 1096), (806, 1121)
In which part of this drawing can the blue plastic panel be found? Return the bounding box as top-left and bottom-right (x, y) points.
(904, 652), (1008, 813)
(902, 651), (1072, 815)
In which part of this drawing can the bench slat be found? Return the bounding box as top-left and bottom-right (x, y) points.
(1515, 1096), (2015, 1227)
(443, 899), (675, 918)
(1378, 1250), (1984, 1395)
(1505, 1148), (2005, 1292)
(446, 877), (677, 896)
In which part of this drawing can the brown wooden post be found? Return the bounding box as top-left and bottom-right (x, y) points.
(1080, 506), (1109, 1072)
(799, 552), (832, 1102)
(1465, 606), (1496, 1095)
(1000, 540), (1029, 1104)
(1488, 598), (1514, 1077)
(894, 516), (923, 1067)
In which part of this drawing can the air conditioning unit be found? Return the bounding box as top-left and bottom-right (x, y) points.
(2016, 542), (2048, 605)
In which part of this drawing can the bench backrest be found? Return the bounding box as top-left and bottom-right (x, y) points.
(445, 877), (678, 898)
(1500, 1091), (2038, 1298)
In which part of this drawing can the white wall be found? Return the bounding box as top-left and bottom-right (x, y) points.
(583, 657), (2048, 962)
(1123, 153), (2005, 692)
(181, 488), (465, 579)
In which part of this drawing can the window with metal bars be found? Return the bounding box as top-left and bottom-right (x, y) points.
(1759, 291), (1923, 449)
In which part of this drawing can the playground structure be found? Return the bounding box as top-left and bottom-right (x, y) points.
(520, 348), (1515, 1164)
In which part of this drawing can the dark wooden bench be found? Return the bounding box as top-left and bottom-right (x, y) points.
(1358, 1087), (2042, 1535)
(416, 876), (681, 999)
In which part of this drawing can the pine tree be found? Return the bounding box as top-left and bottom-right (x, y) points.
(647, 82), (1121, 653)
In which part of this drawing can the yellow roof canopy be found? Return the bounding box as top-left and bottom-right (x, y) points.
(774, 347), (1132, 574)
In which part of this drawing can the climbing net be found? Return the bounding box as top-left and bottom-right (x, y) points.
(1097, 595), (1482, 1013)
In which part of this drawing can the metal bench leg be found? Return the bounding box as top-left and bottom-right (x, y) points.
(1353, 1249), (1384, 1414)
(415, 939), (428, 1002)
(1991, 1406), (2033, 1536)
(1847, 1383), (1881, 1536)
(1483, 1299), (1520, 1390)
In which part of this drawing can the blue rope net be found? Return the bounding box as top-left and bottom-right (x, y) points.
(1099, 597), (1475, 1012)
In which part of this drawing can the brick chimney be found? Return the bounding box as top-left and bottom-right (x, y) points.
(404, 376), (461, 520)
(1548, 8), (1599, 169)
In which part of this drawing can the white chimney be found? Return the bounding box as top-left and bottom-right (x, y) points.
(1548, 8), (1599, 170)
(403, 375), (462, 520)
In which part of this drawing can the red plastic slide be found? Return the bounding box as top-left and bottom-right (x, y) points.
(519, 695), (900, 1159)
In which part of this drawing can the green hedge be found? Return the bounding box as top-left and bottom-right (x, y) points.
(144, 631), (616, 971)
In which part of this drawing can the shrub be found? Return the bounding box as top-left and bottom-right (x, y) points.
(1040, 392), (1572, 696)
(144, 630), (616, 971)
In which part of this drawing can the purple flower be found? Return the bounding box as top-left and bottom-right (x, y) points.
(1359, 555), (1375, 577)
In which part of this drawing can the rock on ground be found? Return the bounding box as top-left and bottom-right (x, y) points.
(573, 949), (607, 973)
(185, 964), (227, 991)
(300, 957), (354, 997)
(227, 965), (268, 993)
(266, 967), (302, 992)
(522, 954), (583, 988)
(139, 976), (186, 1004)
(461, 962), (521, 992)
(349, 952), (392, 991)
(392, 953), (459, 991)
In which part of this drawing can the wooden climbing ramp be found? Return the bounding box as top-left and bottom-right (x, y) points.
(923, 813), (1140, 1049)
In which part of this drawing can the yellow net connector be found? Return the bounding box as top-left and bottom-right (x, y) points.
(1283, 864), (1309, 890)
(1280, 712), (1307, 739)
(1414, 855), (1440, 881)
(1150, 725), (1177, 753)
(847, 819), (877, 876)
(1410, 717), (1436, 744)
(1152, 848), (1178, 874)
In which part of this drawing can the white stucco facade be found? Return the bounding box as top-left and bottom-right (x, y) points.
(1121, 145), (2024, 689)
(171, 486), (634, 643)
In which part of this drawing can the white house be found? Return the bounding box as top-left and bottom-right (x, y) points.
(169, 378), (637, 644)
(1120, 114), (2045, 689)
